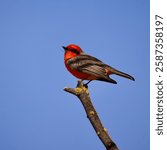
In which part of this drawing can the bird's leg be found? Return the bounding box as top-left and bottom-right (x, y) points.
(83, 80), (92, 88)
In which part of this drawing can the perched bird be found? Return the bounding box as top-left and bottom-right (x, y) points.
(63, 44), (135, 85)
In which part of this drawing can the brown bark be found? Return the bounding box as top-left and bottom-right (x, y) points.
(64, 80), (119, 150)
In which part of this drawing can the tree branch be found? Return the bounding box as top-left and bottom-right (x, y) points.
(64, 80), (119, 150)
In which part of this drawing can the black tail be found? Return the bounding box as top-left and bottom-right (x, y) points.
(97, 77), (117, 84)
(113, 69), (135, 81)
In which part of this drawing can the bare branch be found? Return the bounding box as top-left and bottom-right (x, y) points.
(64, 80), (119, 150)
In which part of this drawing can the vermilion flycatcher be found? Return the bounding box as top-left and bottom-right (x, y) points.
(63, 44), (135, 85)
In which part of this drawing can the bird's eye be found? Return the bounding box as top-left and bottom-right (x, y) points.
(71, 49), (80, 54)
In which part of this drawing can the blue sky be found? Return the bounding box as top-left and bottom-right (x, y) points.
(0, 0), (149, 150)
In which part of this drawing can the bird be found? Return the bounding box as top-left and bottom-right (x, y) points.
(63, 44), (135, 85)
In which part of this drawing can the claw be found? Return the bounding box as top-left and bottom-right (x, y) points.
(83, 80), (92, 88)
(83, 84), (88, 88)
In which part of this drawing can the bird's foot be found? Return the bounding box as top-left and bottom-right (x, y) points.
(83, 80), (92, 88)
(83, 83), (88, 89)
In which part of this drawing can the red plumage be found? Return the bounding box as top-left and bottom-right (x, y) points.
(63, 44), (135, 84)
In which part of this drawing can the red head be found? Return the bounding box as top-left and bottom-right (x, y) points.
(63, 44), (83, 60)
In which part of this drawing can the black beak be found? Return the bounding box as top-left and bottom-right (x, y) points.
(62, 46), (67, 51)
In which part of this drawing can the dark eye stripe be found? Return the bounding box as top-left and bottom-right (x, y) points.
(70, 49), (80, 54)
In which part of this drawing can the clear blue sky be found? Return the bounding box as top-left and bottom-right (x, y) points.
(0, 0), (149, 150)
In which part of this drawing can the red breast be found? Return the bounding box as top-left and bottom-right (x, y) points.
(63, 44), (98, 80)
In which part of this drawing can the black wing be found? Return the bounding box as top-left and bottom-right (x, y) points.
(66, 53), (117, 84)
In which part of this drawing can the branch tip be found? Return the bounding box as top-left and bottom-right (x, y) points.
(77, 80), (83, 88)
